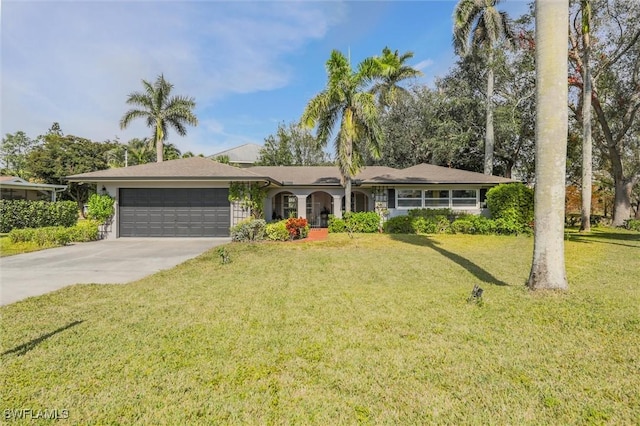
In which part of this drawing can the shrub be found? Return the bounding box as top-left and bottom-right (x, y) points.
(486, 183), (534, 234)
(0, 200), (78, 233)
(625, 219), (640, 232)
(86, 194), (115, 223)
(67, 220), (101, 242)
(408, 208), (459, 221)
(328, 215), (347, 233)
(383, 215), (414, 234)
(230, 219), (266, 242)
(411, 215), (450, 234)
(266, 220), (290, 241)
(285, 217), (309, 240)
(451, 215), (497, 235)
(494, 217), (532, 235)
(329, 212), (380, 233)
(345, 212), (380, 233)
(7, 221), (100, 247)
(450, 219), (474, 234)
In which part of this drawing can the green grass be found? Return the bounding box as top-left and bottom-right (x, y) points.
(1, 229), (639, 424)
(0, 236), (59, 257)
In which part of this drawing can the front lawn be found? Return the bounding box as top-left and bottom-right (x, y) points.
(1, 230), (638, 424)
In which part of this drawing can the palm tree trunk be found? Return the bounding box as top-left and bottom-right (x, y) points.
(344, 136), (353, 214)
(344, 177), (352, 214)
(580, 5), (592, 232)
(527, 0), (569, 291)
(155, 120), (164, 163)
(484, 53), (495, 176)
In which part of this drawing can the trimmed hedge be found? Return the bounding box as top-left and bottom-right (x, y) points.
(8, 220), (100, 246)
(382, 215), (413, 234)
(384, 209), (530, 236)
(0, 200), (78, 233)
(486, 183), (534, 235)
(328, 212), (380, 233)
(450, 215), (497, 235)
(408, 208), (460, 221)
(384, 214), (452, 234)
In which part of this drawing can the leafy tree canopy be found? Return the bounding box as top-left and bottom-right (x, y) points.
(258, 122), (331, 166)
(27, 131), (117, 207)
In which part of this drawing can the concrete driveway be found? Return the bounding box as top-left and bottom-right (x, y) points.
(0, 238), (229, 306)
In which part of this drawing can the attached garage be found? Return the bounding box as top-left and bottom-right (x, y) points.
(119, 188), (230, 237)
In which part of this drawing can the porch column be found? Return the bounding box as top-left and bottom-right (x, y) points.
(367, 191), (375, 212)
(332, 195), (342, 219)
(264, 196), (273, 221)
(296, 195), (307, 219)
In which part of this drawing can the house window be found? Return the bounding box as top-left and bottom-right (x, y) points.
(451, 189), (477, 207)
(424, 190), (450, 208)
(395, 188), (480, 209)
(397, 189), (422, 208)
(283, 194), (297, 218)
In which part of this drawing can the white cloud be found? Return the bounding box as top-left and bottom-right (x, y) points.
(414, 59), (435, 71)
(1, 1), (346, 151)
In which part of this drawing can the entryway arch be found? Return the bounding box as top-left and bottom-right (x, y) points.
(306, 191), (333, 228)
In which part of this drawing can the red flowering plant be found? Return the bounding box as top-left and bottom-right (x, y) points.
(285, 217), (309, 240)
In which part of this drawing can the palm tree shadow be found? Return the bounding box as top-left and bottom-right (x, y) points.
(390, 234), (509, 286)
(2, 320), (84, 357)
(567, 231), (640, 249)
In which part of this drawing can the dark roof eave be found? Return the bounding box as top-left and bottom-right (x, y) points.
(65, 176), (278, 184)
(361, 180), (514, 185)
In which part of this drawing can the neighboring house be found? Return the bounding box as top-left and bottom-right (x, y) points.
(0, 176), (67, 201)
(66, 157), (514, 239)
(209, 143), (263, 167)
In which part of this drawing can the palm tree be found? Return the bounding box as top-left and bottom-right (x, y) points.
(527, 0), (569, 291)
(453, 0), (515, 175)
(371, 47), (423, 108)
(579, 0), (593, 232)
(302, 50), (383, 213)
(127, 138), (154, 166)
(162, 143), (182, 161)
(120, 74), (198, 163)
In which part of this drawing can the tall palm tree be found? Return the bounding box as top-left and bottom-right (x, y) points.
(527, 0), (569, 291)
(453, 0), (515, 175)
(120, 74), (198, 163)
(301, 50), (383, 213)
(579, 0), (593, 232)
(371, 47), (423, 108)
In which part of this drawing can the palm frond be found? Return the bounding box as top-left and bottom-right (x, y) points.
(120, 109), (151, 129)
(453, 0), (482, 55)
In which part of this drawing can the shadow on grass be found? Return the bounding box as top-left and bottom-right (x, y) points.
(566, 230), (640, 249)
(2, 320), (84, 357)
(390, 234), (508, 286)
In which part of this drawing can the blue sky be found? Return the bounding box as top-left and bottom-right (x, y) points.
(2, 0), (530, 157)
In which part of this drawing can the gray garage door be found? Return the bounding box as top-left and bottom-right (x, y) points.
(119, 188), (230, 237)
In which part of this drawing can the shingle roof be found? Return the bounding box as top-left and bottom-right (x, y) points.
(378, 163), (515, 184)
(248, 166), (343, 185)
(66, 158), (515, 186)
(209, 143), (263, 164)
(66, 157), (270, 181)
(248, 164), (513, 185)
